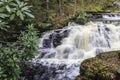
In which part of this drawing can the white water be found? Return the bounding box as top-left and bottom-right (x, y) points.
(102, 13), (120, 20)
(33, 20), (120, 80)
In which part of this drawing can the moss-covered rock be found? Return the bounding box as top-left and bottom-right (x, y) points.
(76, 51), (120, 80)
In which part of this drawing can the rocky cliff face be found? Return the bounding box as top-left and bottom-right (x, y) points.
(76, 51), (120, 80)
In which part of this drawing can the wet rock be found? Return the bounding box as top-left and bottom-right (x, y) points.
(53, 30), (70, 47)
(117, 69), (120, 75)
(63, 30), (70, 37)
(38, 51), (47, 58)
(76, 51), (120, 80)
(21, 60), (79, 80)
(43, 39), (52, 48)
(37, 49), (54, 58)
(96, 48), (104, 55)
(118, 53), (120, 59)
(75, 19), (87, 25)
(53, 33), (63, 47)
(116, 69), (120, 79)
(34, 75), (40, 80)
(47, 52), (56, 58)
(20, 65), (36, 80)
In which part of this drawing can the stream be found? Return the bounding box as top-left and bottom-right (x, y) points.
(28, 13), (120, 80)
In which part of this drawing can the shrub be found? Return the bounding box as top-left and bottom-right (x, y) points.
(0, 0), (34, 21)
(0, 24), (38, 80)
(77, 9), (86, 20)
(18, 24), (38, 62)
(0, 0), (37, 80)
(0, 44), (20, 80)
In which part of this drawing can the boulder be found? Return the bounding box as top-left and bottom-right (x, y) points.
(76, 51), (120, 80)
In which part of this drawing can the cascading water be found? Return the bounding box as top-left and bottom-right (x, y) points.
(32, 17), (120, 80)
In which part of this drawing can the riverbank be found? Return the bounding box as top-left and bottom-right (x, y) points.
(27, 0), (116, 31)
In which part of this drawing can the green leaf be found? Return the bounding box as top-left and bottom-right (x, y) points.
(24, 9), (31, 12)
(16, 0), (20, 6)
(24, 12), (34, 18)
(10, 14), (15, 20)
(16, 10), (20, 16)
(11, 3), (18, 7)
(20, 2), (24, 7)
(21, 6), (29, 11)
(19, 12), (24, 20)
(0, 7), (5, 12)
(6, 5), (11, 13)
(0, 13), (9, 18)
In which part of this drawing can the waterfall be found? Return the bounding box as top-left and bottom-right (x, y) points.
(32, 20), (120, 80)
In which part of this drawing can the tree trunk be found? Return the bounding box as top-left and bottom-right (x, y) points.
(59, 0), (62, 15)
(46, 0), (49, 10)
(74, 0), (77, 15)
(46, 0), (49, 21)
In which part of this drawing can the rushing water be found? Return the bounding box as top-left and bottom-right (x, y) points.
(32, 16), (120, 80)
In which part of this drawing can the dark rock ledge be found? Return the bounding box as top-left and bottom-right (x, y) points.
(76, 51), (120, 80)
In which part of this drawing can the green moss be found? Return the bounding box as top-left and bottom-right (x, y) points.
(76, 51), (120, 80)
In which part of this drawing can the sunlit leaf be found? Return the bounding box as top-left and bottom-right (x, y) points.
(6, 5), (11, 13)
(0, 13), (9, 18)
(19, 12), (24, 20)
(24, 12), (35, 18)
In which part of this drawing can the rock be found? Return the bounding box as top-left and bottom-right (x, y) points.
(76, 51), (120, 80)
(116, 69), (120, 79)
(117, 69), (120, 74)
(75, 19), (87, 25)
(43, 39), (52, 48)
(53, 30), (70, 47)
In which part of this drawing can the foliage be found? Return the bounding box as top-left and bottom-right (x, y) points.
(0, 0), (38, 80)
(77, 9), (86, 20)
(92, 6), (102, 12)
(18, 24), (38, 80)
(0, 0), (34, 21)
(0, 20), (9, 31)
(0, 0), (35, 42)
(0, 44), (20, 80)
(0, 24), (38, 80)
(18, 24), (38, 61)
